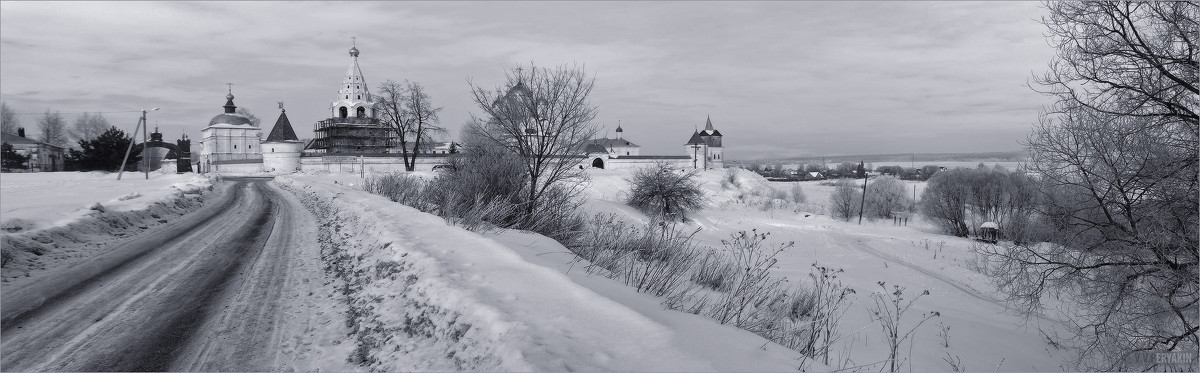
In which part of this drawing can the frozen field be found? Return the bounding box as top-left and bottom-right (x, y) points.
(581, 168), (1068, 371)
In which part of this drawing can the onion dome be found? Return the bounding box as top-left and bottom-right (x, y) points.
(209, 92), (254, 126)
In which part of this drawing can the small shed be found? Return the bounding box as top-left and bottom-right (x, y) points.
(979, 222), (999, 243)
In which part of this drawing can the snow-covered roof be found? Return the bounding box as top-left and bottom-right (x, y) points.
(589, 138), (639, 148)
(208, 113), (255, 127)
(0, 131), (44, 146)
(980, 222), (998, 229)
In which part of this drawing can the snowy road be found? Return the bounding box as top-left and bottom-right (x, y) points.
(0, 177), (336, 372)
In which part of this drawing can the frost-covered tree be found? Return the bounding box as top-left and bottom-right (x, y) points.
(70, 112), (110, 145)
(829, 179), (860, 222)
(0, 102), (18, 135)
(37, 110), (68, 147)
(865, 175), (909, 219)
(981, 2), (1198, 369)
(235, 107), (260, 127)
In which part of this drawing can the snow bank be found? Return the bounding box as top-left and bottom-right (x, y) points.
(1, 172), (213, 276)
(277, 175), (745, 371)
(0, 172), (211, 231)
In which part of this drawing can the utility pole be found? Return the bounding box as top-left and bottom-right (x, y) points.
(118, 108), (158, 180)
(142, 111), (149, 179)
(858, 160), (868, 225)
(691, 144), (699, 169)
(117, 115), (143, 180)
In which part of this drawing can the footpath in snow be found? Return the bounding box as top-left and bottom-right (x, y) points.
(277, 174), (809, 372)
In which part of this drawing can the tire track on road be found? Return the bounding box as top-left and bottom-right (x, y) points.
(0, 178), (300, 372)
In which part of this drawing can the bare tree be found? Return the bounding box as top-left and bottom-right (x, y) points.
(37, 110), (68, 147)
(829, 179), (860, 222)
(465, 63), (599, 221)
(0, 102), (18, 135)
(236, 107), (261, 127)
(982, 2), (1198, 370)
(376, 80), (444, 172)
(70, 112), (110, 145)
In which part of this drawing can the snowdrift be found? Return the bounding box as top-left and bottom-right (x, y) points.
(1, 174), (213, 275)
(277, 175), (799, 371)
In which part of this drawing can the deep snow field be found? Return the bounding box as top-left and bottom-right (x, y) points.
(1, 168), (1071, 371)
(582, 168), (1070, 371)
(285, 167), (1070, 371)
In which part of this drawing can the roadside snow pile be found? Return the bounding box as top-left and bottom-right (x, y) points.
(0, 172), (211, 230)
(0, 172), (213, 274)
(277, 175), (790, 371)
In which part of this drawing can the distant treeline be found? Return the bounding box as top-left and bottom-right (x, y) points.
(744, 151), (1029, 165)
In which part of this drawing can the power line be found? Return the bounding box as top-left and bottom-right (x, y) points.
(9, 110), (146, 115)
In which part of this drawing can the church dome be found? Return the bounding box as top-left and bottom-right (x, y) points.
(349, 46), (359, 58)
(208, 113), (253, 126)
(209, 90), (253, 126)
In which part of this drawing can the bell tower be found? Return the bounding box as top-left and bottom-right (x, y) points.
(331, 37), (374, 119)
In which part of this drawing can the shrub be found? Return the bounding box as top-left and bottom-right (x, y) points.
(869, 282), (939, 373)
(790, 184), (807, 204)
(570, 213), (701, 297)
(721, 167), (741, 190)
(829, 179), (861, 222)
(627, 162), (706, 222)
(362, 173), (431, 209)
(691, 249), (738, 292)
(707, 230), (793, 326)
(427, 140), (528, 229)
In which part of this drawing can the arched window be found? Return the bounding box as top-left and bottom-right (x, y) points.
(339, 107), (348, 118)
(356, 107), (366, 118)
(357, 95), (361, 100)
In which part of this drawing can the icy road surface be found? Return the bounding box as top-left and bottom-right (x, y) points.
(0, 177), (347, 371)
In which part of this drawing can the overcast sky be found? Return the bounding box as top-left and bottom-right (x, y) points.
(0, 1), (1056, 160)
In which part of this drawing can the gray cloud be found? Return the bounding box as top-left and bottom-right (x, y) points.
(1, 1), (1055, 160)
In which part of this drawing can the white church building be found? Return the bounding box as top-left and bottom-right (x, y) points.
(198, 89), (302, 174)
(197, 40), (728, 174)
